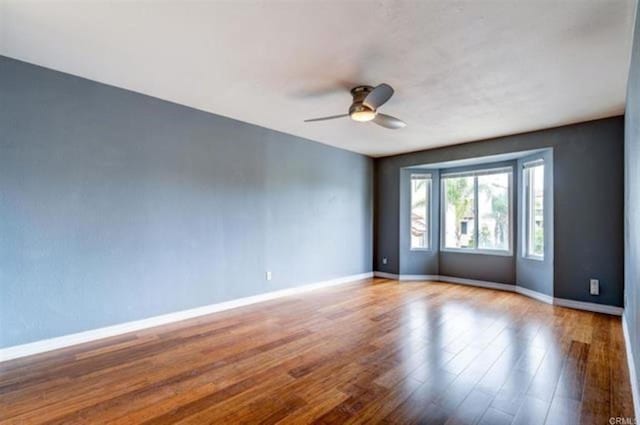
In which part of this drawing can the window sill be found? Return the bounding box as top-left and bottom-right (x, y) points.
(524, 255), (545, 262)
(440, 248), (513, 257)
(410, 247), (432, 252)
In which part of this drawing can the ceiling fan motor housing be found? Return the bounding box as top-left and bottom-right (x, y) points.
(350, 86), (374, 107)
(349, 86), (376, 121)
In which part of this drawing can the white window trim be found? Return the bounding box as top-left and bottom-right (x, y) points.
(410, 173), (432, 251)
(440, 166), (513, 179)
(523, 161), (545, 261)
(440, 166), (514, 256)
(523, 159), (544, 169)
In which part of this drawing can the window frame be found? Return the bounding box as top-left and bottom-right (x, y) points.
(409, 173), (432, 251)
(522, 160), (545, 261)
(440, 166), (514, 256)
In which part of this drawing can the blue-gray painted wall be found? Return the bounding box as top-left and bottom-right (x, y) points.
(0, 56), (373, 348)
(376, 117), (624, 306)
(624, 3), (640, 404)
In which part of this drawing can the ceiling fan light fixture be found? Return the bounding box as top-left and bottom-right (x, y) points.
(350, 109), (376, 122)
(349, 103), (376, 122)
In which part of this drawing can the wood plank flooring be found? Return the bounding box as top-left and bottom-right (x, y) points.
(0, 278), (634, 424)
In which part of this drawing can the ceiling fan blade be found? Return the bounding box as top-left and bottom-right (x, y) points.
(304, 114), (349, 122)
(373, 113), (406, 129)
(363, 83), (394, 109)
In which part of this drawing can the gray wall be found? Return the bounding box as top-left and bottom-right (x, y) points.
(624, 3), (640, 406)
(440, 253), (516, 285)
(376, 117), (624, 306)
(0, 56), (373, 348)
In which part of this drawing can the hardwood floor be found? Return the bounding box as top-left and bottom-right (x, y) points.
(0, 278), (634, 424)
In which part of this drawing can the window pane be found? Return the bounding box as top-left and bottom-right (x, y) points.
(527, 164), (544, 257)
(410, 176), (429, 249)
(478, 172), (510, 250)
(443, 176), (475, 249)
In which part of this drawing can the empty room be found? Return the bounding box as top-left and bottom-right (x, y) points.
(1, 1), (640, 424)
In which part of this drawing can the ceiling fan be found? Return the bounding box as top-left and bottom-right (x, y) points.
(304, 84), (406, 129)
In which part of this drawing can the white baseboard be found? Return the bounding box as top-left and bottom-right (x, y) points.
(373, 271), (400, 279)
(379, 272), (515, 292)
(399, 274), (440, 281)
(373, 272), (622, 316)
(553, 297), (623, 316)
(623, 313), (640, 417)
(515, 286), (554, 304)
(436, 275), (515, 292)
(0, 272), (373, 363)
(374, 272), (439, 281)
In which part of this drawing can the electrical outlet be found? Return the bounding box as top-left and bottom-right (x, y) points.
(266, 271), (272, 281)
(590, 279), (599, 295)
(382, 257), (388, 265)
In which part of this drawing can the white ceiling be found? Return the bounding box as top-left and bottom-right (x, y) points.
(0, 1), (636, 157)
